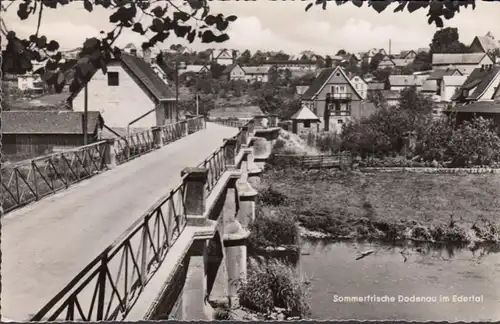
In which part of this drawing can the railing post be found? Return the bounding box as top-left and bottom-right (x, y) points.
(152, 126), (164, 148)
(223, 138), (238, 168)
(181, 167), (209, 217)
(104, 138), (117, 169)
(247, 119), (255, 135)
(239, 126), (249, 146)
(181, 120), (189, 137)
(253, 114), (269, 129)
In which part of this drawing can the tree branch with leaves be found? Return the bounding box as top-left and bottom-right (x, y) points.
(1, 0), (237, 94)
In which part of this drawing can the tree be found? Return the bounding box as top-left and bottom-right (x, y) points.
(370, 52), (384, 71)
(336, 49), (347, 56)
(1, 0), (237, 94)
(325, 55), (333, 68)
(237, 50), (252, 65)
(274, 51), (290, 61)
(210, 63), (225, 79)
(429, 27), (469, 54)
(305, 1), (476, 28)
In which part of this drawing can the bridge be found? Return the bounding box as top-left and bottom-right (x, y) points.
(2, 114), (281, 321)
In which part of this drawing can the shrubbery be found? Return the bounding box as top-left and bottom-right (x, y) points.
(238, 258), (310, 317)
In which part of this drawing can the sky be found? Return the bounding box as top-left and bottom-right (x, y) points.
(3, 1), (500, 56)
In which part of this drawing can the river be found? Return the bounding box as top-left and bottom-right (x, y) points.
(300, 239), (500, 321)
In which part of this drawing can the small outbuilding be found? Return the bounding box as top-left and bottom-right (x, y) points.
(290, 106), (320, 135)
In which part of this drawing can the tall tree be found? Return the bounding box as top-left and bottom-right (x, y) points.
(237, 49), (252, 65)
(336, 49), (347, 56)
(1, 0), (237, 93)
(429, 27), (469, 53)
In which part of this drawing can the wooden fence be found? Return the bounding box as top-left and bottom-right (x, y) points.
(270, 153), (353, 169)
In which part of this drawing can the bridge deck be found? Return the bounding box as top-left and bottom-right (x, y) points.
(2, 123), (239, 321)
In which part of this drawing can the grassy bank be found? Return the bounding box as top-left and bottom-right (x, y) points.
(258, 166), (500, 244)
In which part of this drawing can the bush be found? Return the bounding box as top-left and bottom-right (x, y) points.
(239, 258), (310, 317)
(247, 206), (299, 249)
(257, 186), (288, 206)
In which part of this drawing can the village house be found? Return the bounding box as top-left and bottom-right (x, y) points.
(223, 64), (246, 81)
(451, 66), (500, 104)
(180, 64), (210, 75)
(242, 66), (270, 83)
(2, 111), (104, 160)
(377, 55), (396, 69)
(424, 68), (463, 97)
(290, 106), (320, 135)
(381, 90), (401, 107)
(440, 75), (467, 102)
(431, 53), (494, 76)
(151, 63), (169, 85)
(420, 79), (440, 101)
(361, 48), (387, 64)
(388, 75), (428, 92)
(469, 32), (499, 54)
(398, 50), (417, 61)
(300, 66), (374, 133)
(67, 52), (177, 130)
(348, 73), (368, 99)
(209, 49), (237, 66)
(367, 82), (386, 93)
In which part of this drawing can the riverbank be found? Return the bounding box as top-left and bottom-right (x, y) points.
(257, 167), (500, 245)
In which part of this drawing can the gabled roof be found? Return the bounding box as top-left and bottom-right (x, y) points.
(471, 33), (499, 53)
(290, 106), (320, 121)
(2, 111), (102, 134)
(432, 53), (489, 65)
(223, 63), (238, 74)
(451, 66), (500, 101)
(451, 101), (500, 114)
(392, 59), (410, 67)
(367, 82), (385, 90)
(378, 56), (395, 65)
(427, 68), (462, 80)
(381, 90), (400, 100)
(300, 66), (363, 101)
(442, 75), (467, 87)
(400, 50), (416, 59)
(120, 53), (176, 101)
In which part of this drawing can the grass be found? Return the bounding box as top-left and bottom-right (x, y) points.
(238, 258), (311, 318)
(258, 166), (500, 244)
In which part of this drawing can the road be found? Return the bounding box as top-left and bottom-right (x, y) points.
(1, 123), (238, 321)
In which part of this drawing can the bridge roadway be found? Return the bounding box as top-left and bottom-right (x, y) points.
(1, 122), (239, 321)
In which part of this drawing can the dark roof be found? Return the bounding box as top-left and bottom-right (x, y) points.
(265, 60), (316, 65)
(451, 66), (500, 101)
(301, 68), (335, 100)
(451, 101), (500, 114)
(2, 111), (103, 134)
(120, 53), (175, 101)
(367, 82), (385, 90)
(223, 63), (237, 73)
(427, 69), (462, 80)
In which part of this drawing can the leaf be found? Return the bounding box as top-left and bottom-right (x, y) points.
(201, 30), (216, 43)
(42, 0), (58, 9)
(215, 33), (230, 43)
(187, 30), (196, 43)
(46, 40), (60, 51)
(173, 11), (190, 22)
(83, 37), (99, 50)
(393, 1), (407, 12)
(132, 22), (146, 35)
(305, 3), (313, 11)
(443, 8), (455, 19)
(407, 1), (426, 13)
(186, 0), (203, 10)
(434, 16), (444, 28)
(150, 18), (165, 33)
(37, 36), (48, 48)
(370, 0), (391, 13)
(151, 6), (164, 18)
(83, 0), (93, 12)
(216, 19), (229, 31)
(174, 25), (191, 38)
(226, 15), (237, 22)
(17, 2), (31, 20)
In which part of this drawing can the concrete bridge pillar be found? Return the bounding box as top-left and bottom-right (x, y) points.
(235, 178), (258, 228)
(221, 179), (249, 309)
(242, 148), (262, 187)
(181, 167), (208, 219)
(239, 126), (249, 146)
(181, 120), (189, 137)
(253, 114), (269, 129)
(223, 138), (238, 168)
(104, 138), (117, 169)
(152, 126), (164, 148)
(268, 114), (279, 127)
(247, 119), (255, 136)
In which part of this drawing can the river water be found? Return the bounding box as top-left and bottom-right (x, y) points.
(300, 239), (500, 321)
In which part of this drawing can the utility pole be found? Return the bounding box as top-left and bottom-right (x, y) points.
(175, 60), (179, 122)
(195, 93), (199, 116)
(83, 84), (88, 145)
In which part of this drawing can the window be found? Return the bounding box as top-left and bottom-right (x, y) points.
(108, 72), (119, 86)
(303, 121), (311, 128)
(338, 120), (343, 124)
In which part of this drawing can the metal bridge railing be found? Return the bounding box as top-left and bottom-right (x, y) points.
(30, 179), (188, 322)
(29, 117), (252, 322)
(1, 141), (108, 213)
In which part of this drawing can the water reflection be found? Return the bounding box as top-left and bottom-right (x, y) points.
(300, 238), (500, 321)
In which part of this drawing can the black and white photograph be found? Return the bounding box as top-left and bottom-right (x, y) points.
(1, 0), (500, 322)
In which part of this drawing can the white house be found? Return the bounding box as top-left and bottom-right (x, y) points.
(180, 65), (210, 75)
(432, 53), (494, 76)
(210, 49), (235, 66)
(17, 74), (43, 91)
(440, 75), (467, 102)
(262, 60), (316, 72)
(348, 73), (368, 99)
(223, 64), (246, 81)
(68, 53), (177, 130)
(242, 66), (270, 83)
